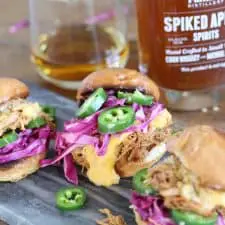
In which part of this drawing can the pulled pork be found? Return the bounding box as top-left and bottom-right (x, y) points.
(96, 209), (127, 225)
(148, 156), (225, 217)
(71, 147), (89, 170)
(0, 98), (53, 136)
(148, 156), (200, 192)
(72, 128), (171, 171)
(147, 161), (178, 190)
(116, 127), (171, 163)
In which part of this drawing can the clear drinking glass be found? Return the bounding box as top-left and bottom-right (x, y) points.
(29, 0), (129, 89)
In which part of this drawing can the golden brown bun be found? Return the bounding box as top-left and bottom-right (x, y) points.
(167, 125), (225, 190)
(0, 78), (29, 104)
(77, 69), (160, 101)
(134, 210), (147, 225)
(0, 152), (45, 182)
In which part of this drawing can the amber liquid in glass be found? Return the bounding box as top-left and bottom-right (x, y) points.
(31, 24), (129, 88)
(135, 0), (225, 91)
(135, 0), (225, 111)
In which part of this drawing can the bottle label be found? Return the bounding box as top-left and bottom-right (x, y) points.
(163, 1), (225, 73)
(188, 0), (224, 9)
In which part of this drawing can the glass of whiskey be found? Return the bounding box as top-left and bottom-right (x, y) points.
(29, 0), (129, 89)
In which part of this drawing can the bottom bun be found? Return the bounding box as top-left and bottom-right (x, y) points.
(134, 210), (148, 225)
(0, 152), (46, 182)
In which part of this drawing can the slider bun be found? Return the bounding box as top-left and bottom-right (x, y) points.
(167, 125), (225, 190)
(0, 152), (45, 182)
(0, 78), (29, 104)
(77, 69), (160, 101)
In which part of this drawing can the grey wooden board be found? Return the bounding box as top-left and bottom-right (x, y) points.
(0, 82), (135, 225)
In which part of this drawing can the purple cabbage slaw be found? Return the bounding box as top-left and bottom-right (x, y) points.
(131, 192), (176, 225)
(41, 95), (164, 185)
(131, 192), (225, 225)
(218, 215), (225, 225)
(0, 126), (51, 164)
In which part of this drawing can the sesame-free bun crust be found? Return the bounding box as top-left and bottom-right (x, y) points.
(0, 152), (45, 182)
(0, 78), (29, 104)
(167, 125), (225, 190)
(77, 69), (160, 101)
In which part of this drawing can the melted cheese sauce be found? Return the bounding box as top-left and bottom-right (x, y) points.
(181, 184), (225, 212)
(84, 134), (129, 186)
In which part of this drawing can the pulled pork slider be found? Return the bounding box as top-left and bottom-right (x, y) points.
(131, 125), (225, 225)
(0, 78), (55, 182)
(43, 69), (172, 187)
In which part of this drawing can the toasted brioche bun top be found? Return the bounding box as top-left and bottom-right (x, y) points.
(76, 69), (160, 101)
(167, 125), (225, 190)
(0, 78), (29, 104)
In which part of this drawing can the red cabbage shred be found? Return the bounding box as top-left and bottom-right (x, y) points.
(131, 192), (225, 225)
(0, 126), (51, 164)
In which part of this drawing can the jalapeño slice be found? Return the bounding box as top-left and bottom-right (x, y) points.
(55, 187), (87, 211)
(132, 168), (156, 195)
(76, 88), (107, 118)
(132, 90), (153, 106)
(171, 210), (218, 225)
(41, 105), (56, 120)
(117, 91), (133, 104)
(0, 131), (18, 148)
(27, 117), (47, 129)
(117, 90), (153, 106)
(98, 106), (135, 134)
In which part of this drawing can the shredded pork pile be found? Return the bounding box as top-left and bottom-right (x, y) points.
(96, 209), (127, 225)
(0, 99), (53, 136)
(72, 127), (171, 170)
(147, 156), (225, 217)
(116, 127), (171, 163)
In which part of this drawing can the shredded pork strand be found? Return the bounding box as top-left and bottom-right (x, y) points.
(147, 162), (178, 191)
(117, 127), (172, 163)
(148, 156), (225, 216)
(96, 209), (127, 225)
(148, 156), (200, 192)
(72, 147), (89, 170)
(0, 98), (53, 136)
